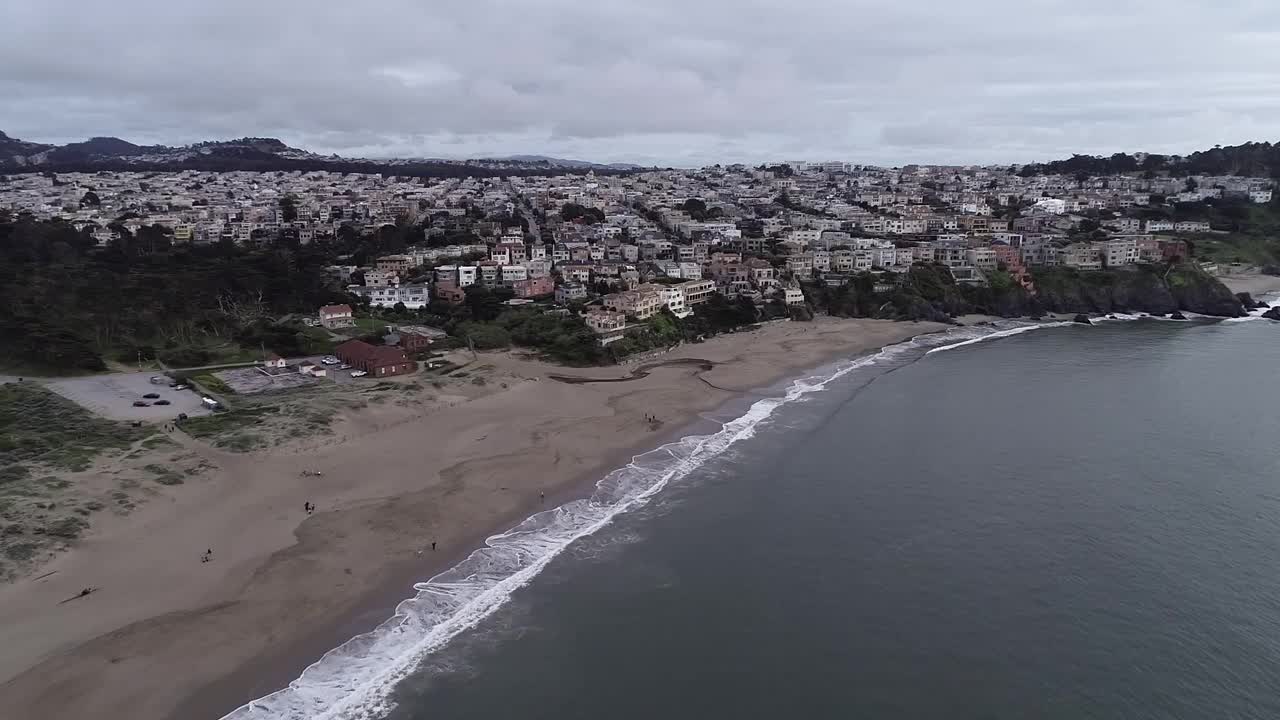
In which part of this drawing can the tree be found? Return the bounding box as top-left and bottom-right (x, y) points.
(681, 198), (708, 216)
(279, 194), (298, 223)
(560, 203), (604, 224)
(80, 190), (101, 207)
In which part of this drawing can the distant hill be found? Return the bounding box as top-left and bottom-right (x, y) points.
(0, 131), (54, 165)
(1019, 141), (1280, 178)
(0, 132), (647, 178)
(487, 155), (644, 171)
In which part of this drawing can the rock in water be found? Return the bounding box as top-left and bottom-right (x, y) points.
(1170, 311), (1188, 320)
(1262, 307), (1280, 321)
(1073, 314), (1092, 325)
(1236, 292), (1265, 309)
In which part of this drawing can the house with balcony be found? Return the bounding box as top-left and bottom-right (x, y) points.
(679, 279), (715, 306)
(583, 310), (627, 345)
(603, 286), (663, 320)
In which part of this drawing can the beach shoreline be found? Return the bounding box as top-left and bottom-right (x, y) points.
(0, 317), (948, 720)
(1220, 271), (1280, 298)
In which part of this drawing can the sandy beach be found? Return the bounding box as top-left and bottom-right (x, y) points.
(0, 317), (947, 720)
(1220, 272), (1280, 298)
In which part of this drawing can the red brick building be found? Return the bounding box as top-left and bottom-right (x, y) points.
(435, 282), (466, 304)
(334, 340), (416, 378)
(395, 325), (447, 353)
(513, 276), (554, 298)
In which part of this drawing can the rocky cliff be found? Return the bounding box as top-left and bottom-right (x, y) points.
(1031, 265), (1243, 317)
(845, 263), (1246, 322)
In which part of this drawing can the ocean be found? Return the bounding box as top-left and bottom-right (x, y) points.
(228, 302), (1280, 720)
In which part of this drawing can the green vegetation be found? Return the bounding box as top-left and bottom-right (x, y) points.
(180, 404), (279, 440)
(560, 203), (605, 224)
(140, 435), (178, 450)
(422, 286), (768, 364)
(0, 211), (363, 373)
(1019, 141), (1280, 178)
(191, 373), (234, 395)
(805, 262), (1243, 321)
(143, 463), (185, 485)
(0, 383), (150, 474)
(0, 383), (163, 580)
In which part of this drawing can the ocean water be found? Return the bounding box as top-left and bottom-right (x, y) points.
(227, 302), (1280, 720)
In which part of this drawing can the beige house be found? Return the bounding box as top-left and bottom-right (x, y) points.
(319, 304), (355, 329)
(603, 287), (663, 320)
(584, 310), (627, 345)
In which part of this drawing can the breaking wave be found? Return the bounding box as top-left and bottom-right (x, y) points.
(926, 321), (1072, 354)
(1224, 293), (1280, 323)
(220, 330), (971, 720)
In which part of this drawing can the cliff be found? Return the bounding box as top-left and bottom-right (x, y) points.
(809, 263), (1245, 323)
(1032, 265), (1243, 317)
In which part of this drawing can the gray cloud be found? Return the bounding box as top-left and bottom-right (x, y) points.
(2, 0), (1278, 166)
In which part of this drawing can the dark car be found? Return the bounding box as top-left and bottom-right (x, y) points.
(132, 400), (149, 407)
(154, 399), (171, 406)
(143, 392), (160, 399)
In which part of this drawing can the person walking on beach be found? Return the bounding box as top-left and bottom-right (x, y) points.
(540, 491), (545, 503)
(431, 541), (437, 551)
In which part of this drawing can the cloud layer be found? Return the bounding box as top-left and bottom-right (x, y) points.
(3, 0), (1279, 166)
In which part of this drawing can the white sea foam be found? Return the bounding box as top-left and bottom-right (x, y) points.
(926, 321), (1072, 354)
(220, 333), (949, 720)
(1224, 293), (1280, 323)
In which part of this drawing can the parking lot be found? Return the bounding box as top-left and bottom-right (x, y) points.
(212, 355), (360, 394)
(45, 372), (213, 422)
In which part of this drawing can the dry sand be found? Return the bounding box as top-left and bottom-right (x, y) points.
(1220, 272), (1280, 298)
(0, 317), (947, 720)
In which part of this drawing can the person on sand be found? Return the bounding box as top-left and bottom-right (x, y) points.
(431, 541), (437, 551)
(540, 491), (545, 503)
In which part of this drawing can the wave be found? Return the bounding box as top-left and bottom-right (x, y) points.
(926, 321), (1072, 354)
(1224, 293), (1280, 323)
(219, 333), (948, 720)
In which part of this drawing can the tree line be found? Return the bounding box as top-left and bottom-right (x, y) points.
(0, 211), (357, 371)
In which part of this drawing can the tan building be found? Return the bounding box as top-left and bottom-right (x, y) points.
(1061, 243), (1103, 270)
(603, 287), (663, 319)
(679, 279), (715, 306)
(584, 310), (627, 345)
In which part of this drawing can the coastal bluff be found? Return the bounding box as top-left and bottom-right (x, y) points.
(811, 263), (1248, 322)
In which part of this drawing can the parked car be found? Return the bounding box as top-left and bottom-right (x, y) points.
(154, 399), (171, 406)
(339, 364), (351, 370)
(132, 400), (149, 407)
(170, 383), (188, 391)
(350, 370), (368, 378)
(150, 376), (167, 385)
(143, 392), (160, 399)
(321, 356), (340, 365)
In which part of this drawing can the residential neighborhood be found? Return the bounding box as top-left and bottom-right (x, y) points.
(2, 160), (1273, 348)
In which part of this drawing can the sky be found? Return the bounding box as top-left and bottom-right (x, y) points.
(2, 0), (1279, 167)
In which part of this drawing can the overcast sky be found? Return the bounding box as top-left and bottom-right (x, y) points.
(2, 0), (1279, 167)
